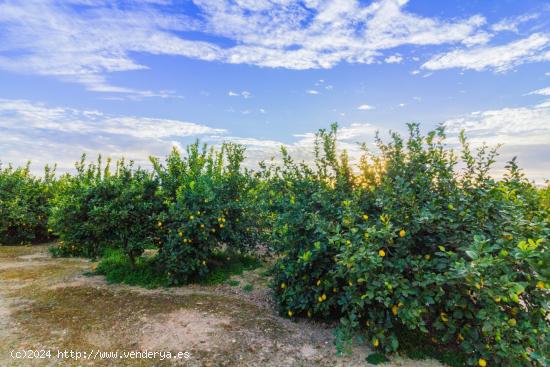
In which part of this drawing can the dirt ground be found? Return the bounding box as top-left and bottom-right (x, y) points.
(0, 244), (446, 367)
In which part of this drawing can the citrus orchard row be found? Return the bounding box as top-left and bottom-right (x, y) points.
(1, 124), (548, 366)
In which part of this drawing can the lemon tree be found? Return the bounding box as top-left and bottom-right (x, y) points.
(0, 162), (55, 245)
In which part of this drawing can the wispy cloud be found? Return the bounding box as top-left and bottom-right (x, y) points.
(306, 90), (319, 95)
(0, 0), (495, 94)
(528, 86), (550, 96)
(357, 104), (375, 110)
(443, 102), (550, 182)
(491, 13), (539, 33)
(443, 103), (550, 146)
(0, 98), (225, 171)
(422, 33), (550, 72)
(384, 54), (403, 64)
(228, 90), (252, 98)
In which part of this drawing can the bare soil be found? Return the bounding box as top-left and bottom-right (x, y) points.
(0, 244), (446, 367)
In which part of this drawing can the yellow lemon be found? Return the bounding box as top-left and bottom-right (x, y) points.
(189, 215), (194, 220)
(391, 305), (398, 316)
(478, 358), (487, 367)
(425, 254), (431, 260)
(440, 312), (448, 322)
(363, 214), (369, 220)
(157, 221), (162, 227)
(317, 279), (321, 286)
(373, 339), (379, 348)
(508, 318), (516, 327)
(379, 249), (386, 257)
(220, 224), (224, 228)
(399, 229), (406, 238)
(321, 293), (327, 301)
(318, 296), (323, 303)
(348, 280), (353, 286)
(200, 224), (205, 229)
(288, 310), (293, 317)
(536, 281), (545, 289)
(281, 283), (286, 289)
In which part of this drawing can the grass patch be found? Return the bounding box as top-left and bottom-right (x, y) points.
(396, 326), (468, 367)
(198, 251), (262, 286)
(94, 248), (262, 289)
(366, 353), (389, 365)
(242, 284), (254, 292)
(95, 249), (170, 288)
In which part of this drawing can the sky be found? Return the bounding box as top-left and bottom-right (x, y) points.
(0, 0), (549, 182)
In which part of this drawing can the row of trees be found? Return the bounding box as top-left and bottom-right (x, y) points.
(1, 124), (548, 366)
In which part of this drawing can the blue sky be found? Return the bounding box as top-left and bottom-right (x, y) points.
(0, 0), (549, 182)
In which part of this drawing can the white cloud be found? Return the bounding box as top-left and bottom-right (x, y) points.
(443, 103), (550, 147)
(306, 89), (319, 95)
(357, 104), (375, 110)
(528, 87), (550, 96)
(461, 31), (492, 47)
(228, 90), (252, 98)
(443, 102), (550, 182)
(0, 98), (225, 172)
(398, 103), (406, 107)
(491, 13), (539, 33)
(423, 33), (550, 72)
(0, 0), (492, 93)
(384, 54), (403, 63)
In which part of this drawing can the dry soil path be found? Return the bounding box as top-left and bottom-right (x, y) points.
(0, 244), (446, 367)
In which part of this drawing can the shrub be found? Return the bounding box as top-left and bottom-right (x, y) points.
(269, 124), (549, 366)
(0, 162), (55, 245)
(49, 156), (163, 259)
(151, 142), (261, 284)
(94, 248), (169, 288)
(266, 125), (353, 320)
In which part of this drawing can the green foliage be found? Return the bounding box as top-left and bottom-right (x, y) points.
(95, 248), (169, 288)
(197, 251), (262, 285)
(3, 124), (548, 366)
(0, 162), (55, 245)
(268, 123), (549, 366)
(48, 155), (163, 259)
(94, 248), (260, 288)
(151, 142), (261, 284)
(365, 353), (389, 365)
(242, 284), (254, 292)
